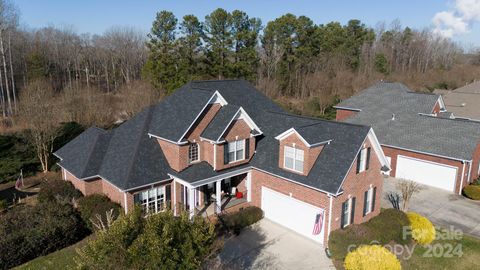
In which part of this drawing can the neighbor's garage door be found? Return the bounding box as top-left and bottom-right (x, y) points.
(396, 155), (457, 192)
(261, 187), (325, 244)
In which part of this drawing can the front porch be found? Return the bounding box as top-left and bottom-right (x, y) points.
(174, 172), (252, 218)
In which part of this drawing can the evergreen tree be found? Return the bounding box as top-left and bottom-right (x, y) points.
(203, 8), (233, 79)
(230, 10), (261, 81)
(178, 15), (203, 82)
(143, 10), (179, 93)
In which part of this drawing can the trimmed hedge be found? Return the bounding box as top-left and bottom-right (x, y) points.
(344, 245), (401, 270)
(223, 206), (263, 234)
(328, 208), (411, 260)
(463, 185), (480, 200)
(407, 212), (436, 245)
(78, 194), (121, 231)
(37, 179), (82, 204)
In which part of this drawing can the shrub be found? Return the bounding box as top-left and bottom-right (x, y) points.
(223, 206), (263, 234)
(407, 212), (436, 245)
(37, 179), (82, 204)
(329, 208), (411, 260)
(78, 194), (121, 231)
(0, 199), (7, 211)
(76, 208), (216, 270)
(463, 184), (480, 200)
(0, 201), (88, 269)
(344, 245), (401, 270)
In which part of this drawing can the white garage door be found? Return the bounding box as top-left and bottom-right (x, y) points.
(261, 187), (325, 244)
(396, 155), (457, 192)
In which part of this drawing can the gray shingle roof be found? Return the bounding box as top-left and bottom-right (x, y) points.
(336, 82), (439, 115)
(434, 81), (480, 121)
(201, 104), (240, 141)
(55, 80), (374, 194)
(340, 82), (480, 160)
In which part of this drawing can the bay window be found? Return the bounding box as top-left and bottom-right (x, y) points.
(134, 186), (166, 214)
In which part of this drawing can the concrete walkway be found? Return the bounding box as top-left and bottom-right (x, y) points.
(219, 219), (335, 270)
(381, 177), (480, 237)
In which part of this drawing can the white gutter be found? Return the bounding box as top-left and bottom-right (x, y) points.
(332, 106), (362, 112)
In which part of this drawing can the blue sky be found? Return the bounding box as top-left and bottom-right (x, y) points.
(14, 0), (480, 46)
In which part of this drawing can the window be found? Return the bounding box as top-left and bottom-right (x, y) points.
(188, 143), (199, 163)
(363, 187), (376, 216)
(228, 140), (245, 163)
(134, 186), (166, 215)
(356, 147), (371, 173)
(284, 146), (304, 173)
(341, 197), (356, 228)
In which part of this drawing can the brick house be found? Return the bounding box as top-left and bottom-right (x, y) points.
(335, 82), (480, 194)
(55, 80), (389, 245)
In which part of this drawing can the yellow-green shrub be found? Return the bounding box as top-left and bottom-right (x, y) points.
(407, 212), (435, 245)
(344, 245), (401, 270)
(463, 185), (480, 200)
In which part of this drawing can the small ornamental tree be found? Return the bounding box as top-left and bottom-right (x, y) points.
(344, 245), (401, 270)
(407, 212), (436, 245)
(37, 178), (82, 204)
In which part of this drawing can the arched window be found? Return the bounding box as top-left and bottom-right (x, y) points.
(188, 143), (199, 163)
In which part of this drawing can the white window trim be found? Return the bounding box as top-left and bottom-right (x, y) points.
(358, 148), (368, 173)
(188, 143), (200, 164)
(283, 146), (304, 173)
(135, 186), (166, 215)
(344, 198), (352, 227)
(228, 139), (246, 164)
(365, 187), (373, 215)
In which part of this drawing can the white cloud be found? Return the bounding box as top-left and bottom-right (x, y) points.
(433, 0), (480, 37)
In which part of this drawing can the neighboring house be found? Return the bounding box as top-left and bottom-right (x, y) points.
(335, 82), (480, 194)
(55, 80), (390, 245)
(434, 80), (480, 121)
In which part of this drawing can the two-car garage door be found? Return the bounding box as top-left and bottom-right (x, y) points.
(395, 155), (457, 192)
(261, 187), (325, 244)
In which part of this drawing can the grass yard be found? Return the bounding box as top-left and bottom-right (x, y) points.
(329, 209), (480, 270)
(402, 233), (480, 270)
(14, 235), (92, 270)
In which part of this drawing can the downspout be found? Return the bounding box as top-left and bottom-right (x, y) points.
(467, 160), (473, 186)
(124, 192), (128, 214)
(327, 194), (333, 244)
(459, 161), (466, 195)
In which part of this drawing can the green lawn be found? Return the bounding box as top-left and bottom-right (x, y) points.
(14, 236), (92, 270)
(402, 233), (480, 270)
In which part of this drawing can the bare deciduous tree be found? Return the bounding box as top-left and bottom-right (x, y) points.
(19, 80), (61, 172)
(396, 179), (423, 212)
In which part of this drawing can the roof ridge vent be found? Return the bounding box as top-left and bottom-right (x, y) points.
(392, 113), (395, 121)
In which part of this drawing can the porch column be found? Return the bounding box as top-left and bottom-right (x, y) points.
(188, 187), (195, 219)
(246, 172), (252, 202)
(215, 180), (222, 214)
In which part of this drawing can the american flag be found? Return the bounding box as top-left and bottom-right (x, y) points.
(312, 211), (324, 235)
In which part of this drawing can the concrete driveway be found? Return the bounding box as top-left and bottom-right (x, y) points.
(219, 219), (335, 270)
(382, 177), (480, 237)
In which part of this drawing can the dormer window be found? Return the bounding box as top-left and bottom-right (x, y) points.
(227, 140), (245, 163)
(188, 143), (199, 163)
(284, 146), (304, 173)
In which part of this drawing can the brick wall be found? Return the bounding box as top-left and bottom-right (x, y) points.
(249, 136), (383, 244)
(470, 142), (480, 182)
(63, 168), (132, 212)
(278, 132), (323, 176)
(186, 104), (222, 141)
(336, 109), (358, 121)
(432, 100), (441, 114)
(330, 138), (383, 233)
(215, 119), (256, 170)
(382, 145), (466, 193)
(156, 138), (189, 172)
